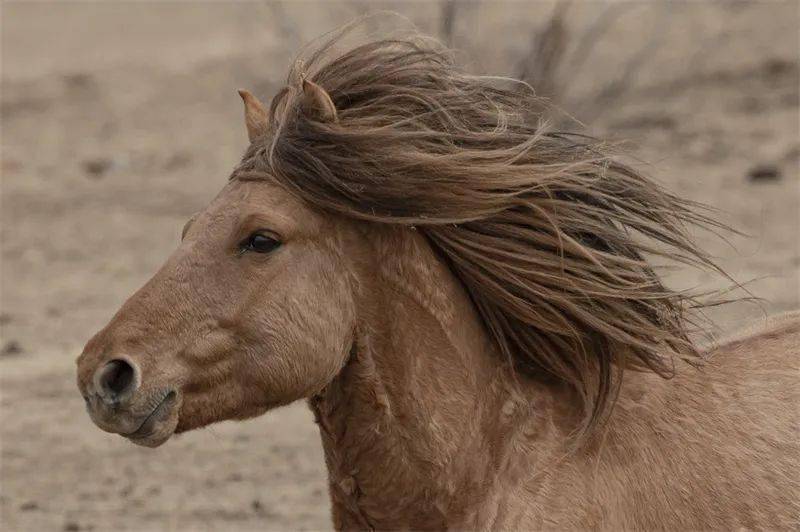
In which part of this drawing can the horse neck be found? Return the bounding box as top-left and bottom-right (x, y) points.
(309, 226), (560, 529)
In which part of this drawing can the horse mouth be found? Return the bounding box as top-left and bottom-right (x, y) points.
(125, 390), (179, 448)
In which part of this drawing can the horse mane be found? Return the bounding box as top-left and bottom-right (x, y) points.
(233, 25), (732, 433)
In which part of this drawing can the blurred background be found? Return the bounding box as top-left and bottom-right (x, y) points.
(1, 1), (798, 530)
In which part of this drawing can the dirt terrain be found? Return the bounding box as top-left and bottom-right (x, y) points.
(2, 2), (798, 531)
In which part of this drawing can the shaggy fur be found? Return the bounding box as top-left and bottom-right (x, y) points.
(76, 26), (799, 530)
(235, 30), (730, 431)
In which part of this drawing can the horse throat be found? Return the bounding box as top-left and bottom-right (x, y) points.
(308, 227), (552, 529)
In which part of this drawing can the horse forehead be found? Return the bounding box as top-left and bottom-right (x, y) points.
(200, 179), (332, 240)
(208, 179), (307, 216)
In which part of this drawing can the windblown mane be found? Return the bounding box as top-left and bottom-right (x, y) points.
(234, 27), (731, 432)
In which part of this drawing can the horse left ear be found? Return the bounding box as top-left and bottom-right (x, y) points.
(237, 89), (269, 142)
(301, 78), (337, 123)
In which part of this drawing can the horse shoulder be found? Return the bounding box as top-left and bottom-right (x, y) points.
(514, 312), (800, 529)
(588, 311), (800, 529)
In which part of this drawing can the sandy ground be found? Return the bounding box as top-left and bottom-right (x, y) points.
(1, 2), (798, 531)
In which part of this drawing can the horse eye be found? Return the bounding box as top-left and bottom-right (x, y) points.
(241, 233), (281, 254)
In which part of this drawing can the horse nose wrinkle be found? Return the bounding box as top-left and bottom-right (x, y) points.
(93, 357), (140, 406)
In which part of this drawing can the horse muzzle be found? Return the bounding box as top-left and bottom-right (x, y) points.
(80, 356), (180, 447)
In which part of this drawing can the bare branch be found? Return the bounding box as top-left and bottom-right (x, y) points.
(440, 0), (458, 46)
(516, 2), (571, 99)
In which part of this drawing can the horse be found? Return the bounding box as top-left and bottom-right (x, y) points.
(76, 31), (799, 530)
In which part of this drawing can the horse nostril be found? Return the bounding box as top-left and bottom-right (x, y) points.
(95, 358), (139, 404)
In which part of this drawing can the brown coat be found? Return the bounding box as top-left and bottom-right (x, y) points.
(76, 29), (799, 530)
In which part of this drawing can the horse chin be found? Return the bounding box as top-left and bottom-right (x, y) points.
(125, 392), (181, 448)
(127, 429), (174, 448)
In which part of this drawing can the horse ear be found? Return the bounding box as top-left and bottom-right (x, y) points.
(301, 78), (337, 123)
(237, 89), (269, 142)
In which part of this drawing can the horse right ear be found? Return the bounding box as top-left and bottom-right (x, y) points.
(300, 78), (338, 123)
